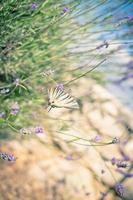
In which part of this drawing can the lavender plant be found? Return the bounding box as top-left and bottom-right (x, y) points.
(0, 0), (132, 199)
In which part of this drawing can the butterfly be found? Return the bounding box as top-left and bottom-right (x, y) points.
(47, 87), (79, 111)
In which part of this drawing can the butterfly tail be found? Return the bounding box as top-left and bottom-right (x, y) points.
(47, 106), (52, 112)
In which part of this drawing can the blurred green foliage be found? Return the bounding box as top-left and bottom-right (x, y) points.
(0, 0), (105, 139)
(0, 0), (76, 137)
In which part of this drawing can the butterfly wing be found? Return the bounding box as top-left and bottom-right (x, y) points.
(48, 87), (79, 110)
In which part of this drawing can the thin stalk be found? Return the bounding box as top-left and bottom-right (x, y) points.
(65, 58), (106, 86)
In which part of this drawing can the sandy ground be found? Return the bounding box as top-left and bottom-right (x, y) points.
(0, 79), (133, 200)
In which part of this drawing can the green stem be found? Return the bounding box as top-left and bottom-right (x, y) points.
(65, 58), (106, 86)
(58, 131), (112, 145)
(7, 123), (19, 132)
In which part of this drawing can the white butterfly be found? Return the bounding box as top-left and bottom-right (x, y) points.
(47, 87), (79, 111)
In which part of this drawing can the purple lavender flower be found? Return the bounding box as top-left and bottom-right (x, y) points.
(7, 154), (16, 161)
(20, 127), (34, 135)
(111, 157), (128, 168)
(125, 173), (133, 178)
(91, 135), (102, 142)
(117, 73), (133, 84)
(31, 2), (38, 10)
(100, 192), (108, 199)
(116, 169), (133, 178)
(14, 78), (20, 86)
(34, 126), (44, 134)
(127, 61), (133, 70)
(20, 126), (44, 135)
(0, 152), (16, 162)
(63, 7), (69, 13)
(65, 155), (73, 160)
(56, 83), (64, 91)
(116, 160), (127, 168)
(10, 102), (20, 115)
(64, 154), (81, 161)
(120, 149), (130, 161)
(61, 7), (70, 15)
(111, 157), (117, 165)
(115, 183), (124, 197)
(128, 15), (133, 21)
(0, 112), (5, 118)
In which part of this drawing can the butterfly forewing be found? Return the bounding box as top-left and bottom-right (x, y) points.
(48, 87), (79, 110)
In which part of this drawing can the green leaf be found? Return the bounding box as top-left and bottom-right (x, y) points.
(0, 118), (6, 125)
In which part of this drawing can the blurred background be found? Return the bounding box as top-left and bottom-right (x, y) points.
(0, 0), (133, 199)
